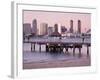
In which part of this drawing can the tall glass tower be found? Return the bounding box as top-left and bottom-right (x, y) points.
(70, 20), (73, 33)
(77, 20), (81, 33)
(32, 19), (37, 35)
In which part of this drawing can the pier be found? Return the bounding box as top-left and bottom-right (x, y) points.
(24, 37), (91, 57)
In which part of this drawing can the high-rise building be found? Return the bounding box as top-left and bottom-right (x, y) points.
(50, 24), (61, 37)
(32, 19), (37, 35)
(58, 24), (61, 34)
(77, 20), (81, 33)
(23, 23), (31, 34)
(40, 23), (48, 35)
(54, 24), (58, 32)
(69, 20), (73, 33)
(48, 27), (54, 35)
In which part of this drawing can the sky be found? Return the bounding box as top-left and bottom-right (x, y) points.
(23, 10), (91, 33)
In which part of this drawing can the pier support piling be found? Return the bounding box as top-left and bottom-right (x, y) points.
(73, 46), (75, 56)
(87, 45), (89, 57)
(31, 43), (35, 52)
(39, 44), (41, 52)
(31, 43), (32, 52)
(78, 48), (81, 57)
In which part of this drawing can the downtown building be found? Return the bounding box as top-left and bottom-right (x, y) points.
(32, 19), (37, 35)
(77, 20), (81, 34)
(47, 26), (54, 35)
(50, 24), (61, 37)
(69, 20), (73, 33)
(23, 23), (31, 35)
(40, 23), (48, 36)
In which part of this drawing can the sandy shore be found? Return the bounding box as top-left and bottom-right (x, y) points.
(23, 55), (90, 69)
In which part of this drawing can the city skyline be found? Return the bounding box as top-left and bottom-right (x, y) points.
(23, 10), (91, 33)
(23, 20), (90, 35)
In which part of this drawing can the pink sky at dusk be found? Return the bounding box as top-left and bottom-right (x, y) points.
(23, 10), (91, 33)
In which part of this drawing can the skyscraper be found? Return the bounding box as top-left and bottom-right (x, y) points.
(58, 24), (61, 34)
(77, 20), (81, 33)
(54, 24), (58, 32)
(32, 19), (37, 35)
(50, 24), (61, 37)
(48, 27), (54, 35)
(40, 23), (48, 35)
(23, 23), (31, 34)
(69, 20), (73, 33)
